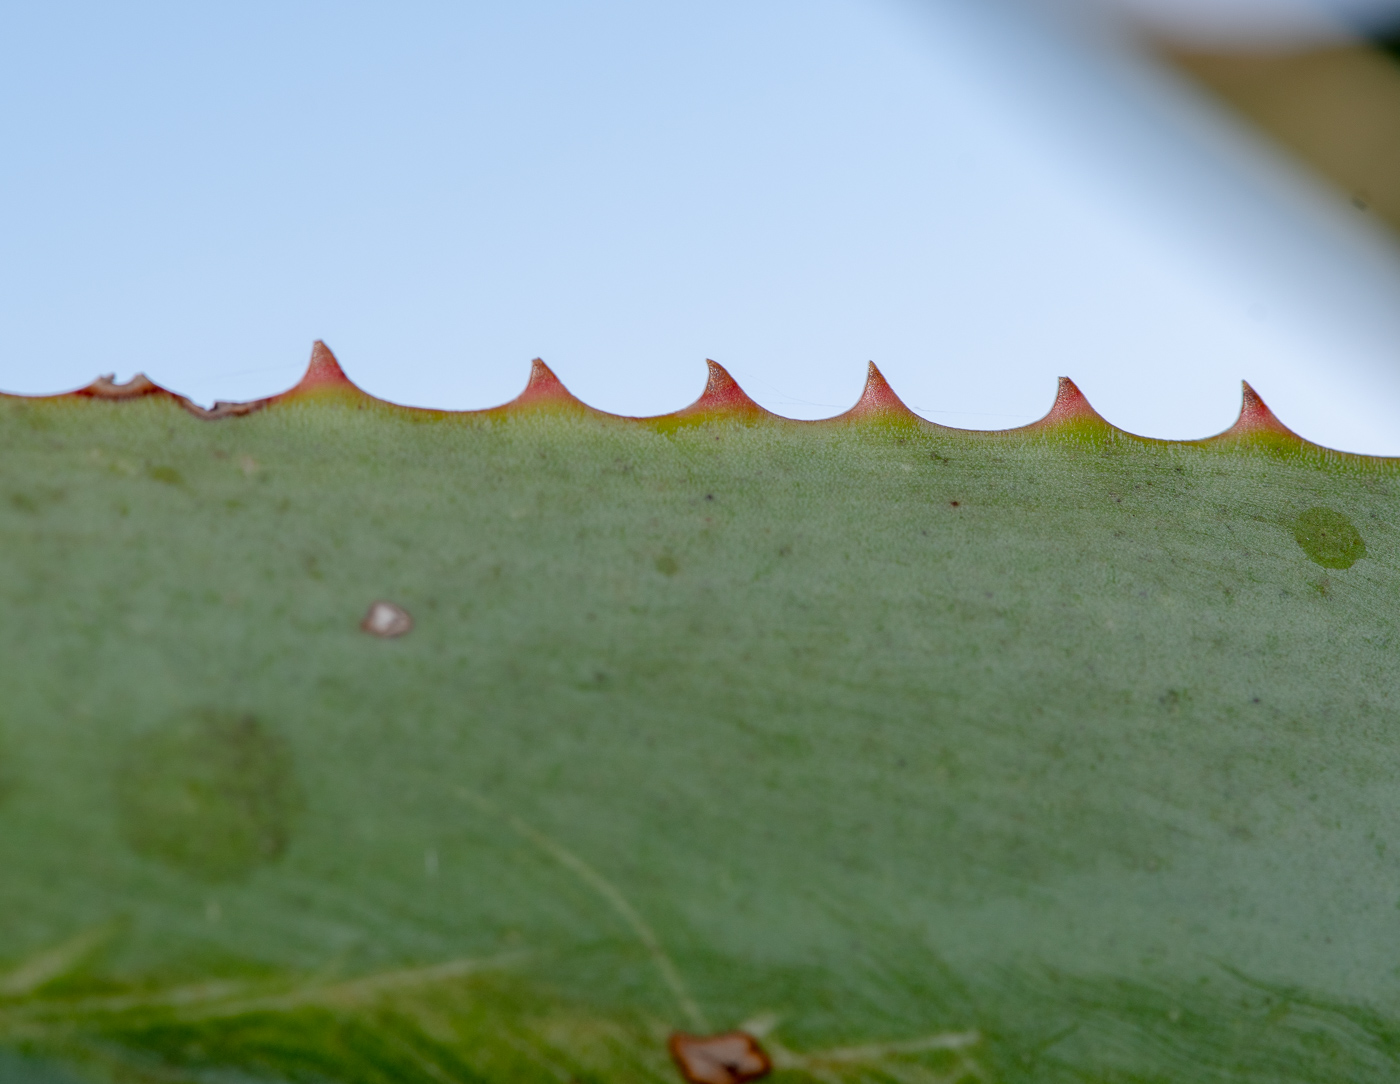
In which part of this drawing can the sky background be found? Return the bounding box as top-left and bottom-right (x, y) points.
(6, 0), (1400, 451)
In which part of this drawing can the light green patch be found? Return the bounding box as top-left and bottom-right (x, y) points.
(1293, 505), (1367, 568)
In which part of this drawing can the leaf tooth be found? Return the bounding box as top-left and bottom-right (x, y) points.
(494, 357), (592, 413)
(276, 340), (365, 400)
(522, 358), (571, 399)
(831, 362), (927, 426)
(1038, 376), (1103, 426)
(855, 361), (901, 411)
(1217, 379), (1299, 440)
(673, 360), (771, 420)
(994, 375), (1128, 441)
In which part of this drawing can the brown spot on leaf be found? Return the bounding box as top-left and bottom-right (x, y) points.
(668, 1032), (771, 1084)
(361, 601), (413, 638)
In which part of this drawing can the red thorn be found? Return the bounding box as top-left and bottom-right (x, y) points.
(840, 361), (921, 421)
(245, 340), (376, 413)
(1039, 377), (1104, 426)
(284, 340), (357, 395)
(1002, 376), (1115, 436)
(501, 358), (587, 410)
(1004, 376), (1112, 434)
(525, 358), (569, 398)
(1221, 380), (1297, 439)
(675, 360), (769, 419)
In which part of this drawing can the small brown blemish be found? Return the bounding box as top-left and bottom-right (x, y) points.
(949, 501), (960, 507)
(362, 601), (413, 638)
(668, 1032), (771, 1084)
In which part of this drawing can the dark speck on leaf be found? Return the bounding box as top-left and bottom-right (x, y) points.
(147, 465), (183, 485)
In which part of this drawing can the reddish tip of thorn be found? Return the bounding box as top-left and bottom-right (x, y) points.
(1227, 380), (1293, 437)
(684, 360), (767, 417)
(526, 357), (564, 392)
(507, 358), (582, 408)
(287, 341), (356, 394)
(847, 361), (914, 418)
(1038, 377), (1104, 426)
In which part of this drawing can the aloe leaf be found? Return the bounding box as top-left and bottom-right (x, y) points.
(1, 343), (1398, 1082)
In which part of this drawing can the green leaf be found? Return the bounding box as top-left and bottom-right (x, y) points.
(2, 347), (1399, 1082)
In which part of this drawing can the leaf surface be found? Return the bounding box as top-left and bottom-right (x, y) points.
(1, 347), (1399, 1082)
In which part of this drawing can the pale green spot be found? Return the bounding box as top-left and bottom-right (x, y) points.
(1293, 506), (1366, 569)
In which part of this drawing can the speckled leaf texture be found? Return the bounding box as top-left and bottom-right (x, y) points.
(1, 343), (1398, 1084)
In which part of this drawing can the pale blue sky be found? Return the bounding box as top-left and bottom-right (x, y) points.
(5, 0), (1400, 451)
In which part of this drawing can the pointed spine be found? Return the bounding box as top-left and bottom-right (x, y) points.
(992, 377), (1111, 438)
(1036, 378), (1106, 427)
(852, 363), (903, 415)
(491, 358), (594, 415)
(672, 361), (771, 421)
(198, 341), (391, 418)
(273, 341), (365, 401)
(830, 362), (931, 427)
(1213, 380), (1303, 442)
